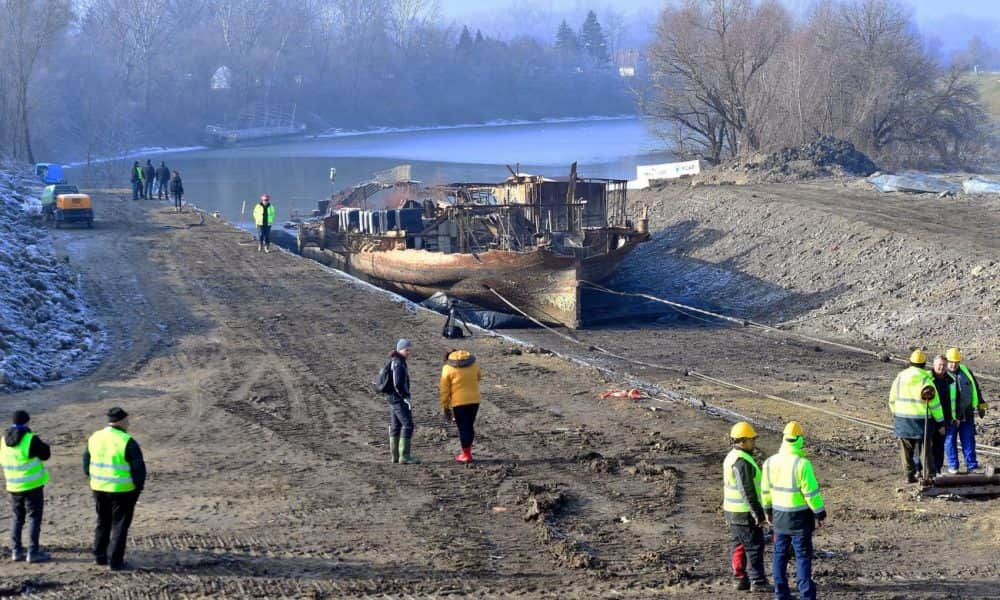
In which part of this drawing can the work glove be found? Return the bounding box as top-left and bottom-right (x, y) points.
(938, 426), (946, 436)
(979, 403), (988, 419)
(443, 408), (453, 423)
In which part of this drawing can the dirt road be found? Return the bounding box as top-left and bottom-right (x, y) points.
(2, 193), (997, 598)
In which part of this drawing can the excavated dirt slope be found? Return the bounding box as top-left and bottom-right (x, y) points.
(1, 192), (997, 598)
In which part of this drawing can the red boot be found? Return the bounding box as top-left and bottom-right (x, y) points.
(455, 446), (472, 463)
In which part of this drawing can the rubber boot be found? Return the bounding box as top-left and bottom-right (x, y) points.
(389, 436), (400, 464)
(455, 446), (472, 463)
(398, 437), (420, 464)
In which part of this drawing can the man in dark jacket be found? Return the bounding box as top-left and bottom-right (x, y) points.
(155, 162), (170, 200)
(130, 161), (142, 201)
(723, 422), (769, 592)
(142, 161), (156, 200)
(169, 171), (184, 212)
(930, 355), (954, 476)
(387, 339), (419, 464)
(1, 410), (51, 563)
(83, 407), (146, 571)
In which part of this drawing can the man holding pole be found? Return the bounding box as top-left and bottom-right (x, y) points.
(889, 350), (945, 483)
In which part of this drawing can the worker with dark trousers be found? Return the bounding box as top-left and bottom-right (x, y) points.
(254, 194), (276, 253)
(142, 160), (155, 200)
(440, 349), (482, 463)
(84, 407), (145, 571)
(930, 355), (955, 476)
(388, 339), (419, 464)
(723, 422), (769, 592)
(944, 347), (988, 474)
(889, 350), (944, 483)
(1, 410), (51, 563)
(762, 422), (827, 600)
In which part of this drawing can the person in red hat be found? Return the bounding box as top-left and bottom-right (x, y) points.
(253, 194), (276, 253)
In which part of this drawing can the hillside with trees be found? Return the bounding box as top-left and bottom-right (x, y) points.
(0, 0), (635, 162)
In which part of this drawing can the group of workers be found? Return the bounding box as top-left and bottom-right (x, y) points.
(722, 345), (989, 598)
(130, 160), (184, 211)
(890, 347), (987, 482)
(0, 408), (145, 571)
(724, 421), (826, 599)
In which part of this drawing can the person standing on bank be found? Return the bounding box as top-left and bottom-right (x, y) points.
(440, 349), (482, 463)
(254, 194), (276, 253)
(130, 161), (143, 201)
(84, 407), (146, 571)
(142, 160), (155, 200)
(761, 421), (827, 600)
(155, 162), (170, 200)
(169, 170), (184, 213)
(944, 347), (988, 474)
(1, 410), (51, 563)
(723, 422), (769, 592)
(387, 340), (419, 464)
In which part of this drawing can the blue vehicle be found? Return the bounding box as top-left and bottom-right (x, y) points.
(34, 163), (66, 185)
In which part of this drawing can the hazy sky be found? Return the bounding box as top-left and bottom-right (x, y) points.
(436, 0), (1000, 22)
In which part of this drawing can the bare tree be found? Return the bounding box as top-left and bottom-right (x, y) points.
(388, 0), (439, 50)
(0, 0), (72, 163)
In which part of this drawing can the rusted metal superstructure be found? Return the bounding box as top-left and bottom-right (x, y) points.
(296, 165), (649, 328)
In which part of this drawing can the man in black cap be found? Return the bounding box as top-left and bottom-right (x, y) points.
(83, 407), (145, 571)
(1, 410), (51, 562)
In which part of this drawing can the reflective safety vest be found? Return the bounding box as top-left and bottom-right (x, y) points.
(0, 433), (49, 493)
(723, 448), (761, 514)
(956, 364), (981, 410)
(761, 442), (825, 517)
(88, 427), (135, 493)
(253, 203), (275, 227)
(889, 366), (943, 436)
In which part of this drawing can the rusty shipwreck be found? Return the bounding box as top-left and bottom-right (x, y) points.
(295, 165), (649, 328)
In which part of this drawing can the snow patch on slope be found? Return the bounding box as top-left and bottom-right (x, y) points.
(0, 164), (104, 392)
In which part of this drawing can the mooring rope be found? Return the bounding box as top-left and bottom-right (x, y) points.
(486, 285), (1000, 458)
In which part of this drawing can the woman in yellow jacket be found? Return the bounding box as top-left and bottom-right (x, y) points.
(440, 349), (482, 463)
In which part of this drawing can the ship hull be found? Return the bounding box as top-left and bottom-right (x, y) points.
(300, 236), (645, 328)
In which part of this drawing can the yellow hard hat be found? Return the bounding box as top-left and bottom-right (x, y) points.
(783, 421), (804, 439)
(730, 422), (757, 440)
(909, 349), (926, 365)
(946, 347), (962, 363)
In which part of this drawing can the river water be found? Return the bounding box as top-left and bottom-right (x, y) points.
(98, 117), (671, 223)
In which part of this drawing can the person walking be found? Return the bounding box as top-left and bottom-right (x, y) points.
(440, 349), (482, 463)
(889, 350), (945, 483)
(722, 422), (769, 592)
(943, 347), (988, 474)
(930, 355), (955, 476)
(761, 422), (827, 600)
(1, 410), (51, 563)
(142, 160), (155, 200)
(253, 194), (276, 253)
(84, 407), (146, 571)
(155, 162), (170, 200)
(169, 171), (184, 213)
(130, 161), (143, 201)
(387, 340), (419, 464)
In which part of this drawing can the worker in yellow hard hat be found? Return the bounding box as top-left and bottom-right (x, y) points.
(722, 422), (769, 592)
(943, 348), (987, 474)
(889, 349), (945, 483)
(761, 422), (826, 600)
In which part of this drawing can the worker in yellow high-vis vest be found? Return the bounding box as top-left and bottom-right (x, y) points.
(1, 410), (52, 563)
(253, 194), (277, 253)
(83, 407), (146, 571)
(889, 350), (945, 483)
(761, 422), (827, 600)
(944, 347), (988, 474)
(722, 421), (770, 592)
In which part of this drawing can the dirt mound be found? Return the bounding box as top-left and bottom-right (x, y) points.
(695, 137), (878, 185)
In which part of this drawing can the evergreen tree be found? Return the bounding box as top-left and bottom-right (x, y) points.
(580, 10), (609, 64)
(475, 29), (485, 46)
(457, 25), (473, 52)
(555, 19), (579, 54)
